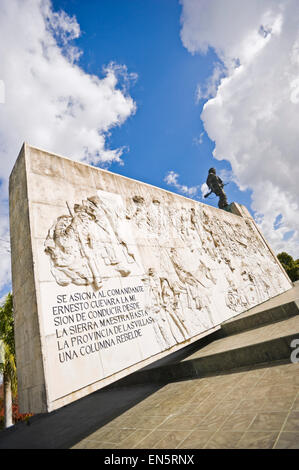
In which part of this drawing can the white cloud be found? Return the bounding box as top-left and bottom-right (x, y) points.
(0, 211), (10, 294)
(164, 170), (200, 198)
(180, 0), (299, 257)
(193, 132), (205, 146)
(0, 80), (5, 104)
(0, 0), (137, 292)
(200, 182), (209, 199)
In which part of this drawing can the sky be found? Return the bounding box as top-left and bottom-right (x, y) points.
(0, 0), (298, 299)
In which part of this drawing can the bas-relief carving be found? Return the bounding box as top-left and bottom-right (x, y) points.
(45, 190), (289, 353)
(45, 192), (139, 290)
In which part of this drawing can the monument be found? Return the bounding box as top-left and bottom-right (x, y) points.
(9, 143), (292, 413)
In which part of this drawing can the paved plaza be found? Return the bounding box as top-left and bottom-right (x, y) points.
(72, 360), (299, 449)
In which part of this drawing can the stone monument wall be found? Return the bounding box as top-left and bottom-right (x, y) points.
(9, 143), (292, 413)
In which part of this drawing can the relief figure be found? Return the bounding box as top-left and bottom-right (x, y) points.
(143, 268), (176, 349)
(45, 194), (138, 290)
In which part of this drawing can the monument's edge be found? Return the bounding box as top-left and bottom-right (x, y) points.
(9, 142), (26, 186)
(9, 142), (49, 413)
(22, 142), (244, 220)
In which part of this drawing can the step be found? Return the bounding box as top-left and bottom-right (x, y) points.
(220, 283), (299, 336)
(123, 313), (299, 385)
(183, 313), (299, 366)
(118, 283), (299, 385)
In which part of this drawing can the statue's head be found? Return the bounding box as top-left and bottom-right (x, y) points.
(208, 167), (216, 174)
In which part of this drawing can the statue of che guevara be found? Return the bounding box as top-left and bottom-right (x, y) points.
(204, 168), (228, 210)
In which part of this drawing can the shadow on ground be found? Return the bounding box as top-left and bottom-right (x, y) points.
(0, 332), (217, 449)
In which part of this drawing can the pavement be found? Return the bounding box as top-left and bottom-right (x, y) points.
(72, 360), (299, 449)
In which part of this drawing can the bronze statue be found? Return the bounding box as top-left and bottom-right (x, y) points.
(204, 168), (228, 209)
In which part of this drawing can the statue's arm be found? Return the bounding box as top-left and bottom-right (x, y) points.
(204, 190), (213, 198)
(217, 176), (224, 188)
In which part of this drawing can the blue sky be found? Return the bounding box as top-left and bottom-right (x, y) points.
(51, 0), (251, 208)
(0, 0), (298, 299)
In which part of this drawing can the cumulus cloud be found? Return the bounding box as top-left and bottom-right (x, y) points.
(180, 0), (299, 257)
(164, 170), (200, 198)
(0, 0), (137, 292)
